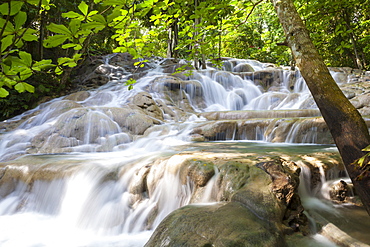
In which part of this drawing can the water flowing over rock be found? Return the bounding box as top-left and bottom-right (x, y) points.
(1, 54), (370, 247)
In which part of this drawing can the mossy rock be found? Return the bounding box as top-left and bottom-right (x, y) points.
(187, 159), (215, 187)
(216, 161), (251, 200)
(145, 202), (287, 247)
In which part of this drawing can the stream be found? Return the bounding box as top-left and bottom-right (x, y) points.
(0, 55), (369, 246)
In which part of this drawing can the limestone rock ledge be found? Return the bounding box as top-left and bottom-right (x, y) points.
(144, 155), (311, 247)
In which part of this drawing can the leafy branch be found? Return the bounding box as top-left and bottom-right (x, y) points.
(355, 144), (370, 180)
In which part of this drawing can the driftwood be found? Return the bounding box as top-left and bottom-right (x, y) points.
(320, 223), (370, 247)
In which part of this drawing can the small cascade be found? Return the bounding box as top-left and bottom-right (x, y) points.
(285, 121), (318, 144)
(296, 160), (370, 245)
(0, 148), (219, 246)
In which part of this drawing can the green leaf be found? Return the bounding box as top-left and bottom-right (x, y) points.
(14, 38), (23, 48)
(32, 59), (54, 71)
(90, 14), (106, 24)
(43, 35), (68, 48)
(2, 21), (15, 35)
(23, 82), (34, 93)
(69, 19), (81, 35)
(55, 66), (63, 75)
(78, 1), (89, 16)
(72, 53), (82, 61)
(87, 10), (99, 17)
(73, 44), (82, 50)
(125, 78), (136, 90)
(357, 154), (368, 167)
(81, 21), (105, 31)
(57, 55), (80, 67)
(19, 51), (32, 67)
(14, 82), (26, 93)
(1, 35), (14, 53)
(11, 57), (28, 68)
(47, 23), (72, 36)
(107, 8), (122, 23)
(0, 87), (9, 98)
(61, 43), (82, 50)
(3, 76), (18, 87)
(0, 1), (24, 16)
(57, 57), (72, 65)
(0, 18), (5, 27)
(19, 68), (32, 80)
(26, 0), (41, 5)
(62, 11), (82, 19)
(62, 43), (78, 49)
(362, 145), (370, 151)
(14, 11), (27, 29)
(22, 33), (38, 42)
(26, 0), (49, 5)
(102, 0), (124, 5)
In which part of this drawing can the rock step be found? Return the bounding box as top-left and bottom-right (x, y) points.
(198, 109), (321, 121)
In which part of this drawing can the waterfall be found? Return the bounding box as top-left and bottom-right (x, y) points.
(1, 55), (368, 246)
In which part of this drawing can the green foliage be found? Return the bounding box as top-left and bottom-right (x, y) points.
(1, 0), (370, 120)
(296, 0), (370, 69)
(125, 78), (136, 90)
(354, 144), (370, 181)
(0, 0), (53, 98)
(0, 71), (60, 121)
(172, 64), (194, 77)
(358, 145), (370, 167)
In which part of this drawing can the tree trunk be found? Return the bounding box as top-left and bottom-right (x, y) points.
(343, 11), (363, 70)
(167, 20), (178, 58)
(270, 0), (370, 215)
(193, 0), (200, 70)
(167, 27), (173, 58)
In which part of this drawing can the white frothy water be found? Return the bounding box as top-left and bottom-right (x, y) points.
(0, 148), (197, 246)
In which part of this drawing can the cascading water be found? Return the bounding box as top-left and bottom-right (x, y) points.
(0, 54), (369, 246)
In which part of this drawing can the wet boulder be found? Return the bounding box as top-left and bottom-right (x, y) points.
(101, 107), (160, 135)
(148, 76), (205, 115)
(329, 180), (349, 202)
(144, 155), (308, 246)
(256, 160), (308, 234)
(64, 91), (91, 101)
(187, 160), (215, 187)
(350, 93), (370, 115)
(145, 202), (287, 247)
(233, 63), (255, 73)
(129, 92), (164, 121)
(160, 58), (194, 74)
(109, 53), (155, 73)
(241, 69), (283, 90)
(149, 76), (204, 100)
(190, 120), (238, 141)
(28, 105), (159, 154)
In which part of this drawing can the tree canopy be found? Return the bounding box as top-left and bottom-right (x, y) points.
(0, 0), (369, 119)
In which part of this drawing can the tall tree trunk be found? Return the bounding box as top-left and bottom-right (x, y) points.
(342, 11), (363, 70)
(173, 21), (178, 59)
(38, 11), (45, 60)
(167, 20), (178, 58)
(271, 0), (370, 215)
(167, 25), (173, 58)
(193, 0), (200, 69)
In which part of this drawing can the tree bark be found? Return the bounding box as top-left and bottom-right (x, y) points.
(270, 0), (370, 215)
(167, 20), (178, 58)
